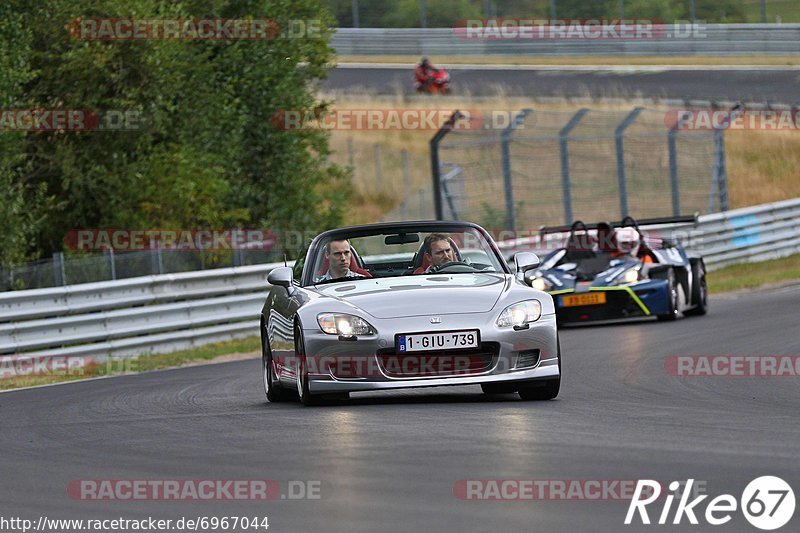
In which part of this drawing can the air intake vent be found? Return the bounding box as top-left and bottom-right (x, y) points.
(516, 349), (540, 369)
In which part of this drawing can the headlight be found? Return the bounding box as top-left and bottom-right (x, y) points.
(496, 300), (541, 328)
(619, 268), (640, 285)
(317, 313), (376, 336)
(531, 277), (548, 291)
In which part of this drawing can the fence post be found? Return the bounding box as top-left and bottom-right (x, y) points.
(559, 108), (589, 224)
(614, 107), (643, 218)
(500, 108), (532, 232)
(668, 127), (681, 216)
(53, 252), (66, 286)
(373, 143), (382, 187)
(150, 239), (164, 275)
(430, 110), (463, 220)
(714, 129), (729, 212)
(401, 149), (410, 220)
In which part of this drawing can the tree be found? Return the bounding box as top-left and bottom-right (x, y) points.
(1, 0), (348, 265)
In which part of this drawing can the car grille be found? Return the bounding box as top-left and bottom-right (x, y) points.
(374, 343), (499, 378)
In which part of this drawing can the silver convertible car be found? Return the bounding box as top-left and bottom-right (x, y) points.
(260, 221), (561, 405)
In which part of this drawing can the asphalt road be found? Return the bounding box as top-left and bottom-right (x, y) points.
(324, 66), (800, 104)
(2, 284), (799, 532)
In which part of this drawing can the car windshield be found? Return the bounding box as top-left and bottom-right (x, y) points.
(305, 226), (507, 285)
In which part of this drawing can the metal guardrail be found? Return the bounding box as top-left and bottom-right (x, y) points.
(0, 198), (798, 362)
(0, 263), (279, 359)
(332, 25), (800, 56)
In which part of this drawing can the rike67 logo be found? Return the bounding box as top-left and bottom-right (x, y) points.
(625, 477), (795, 530)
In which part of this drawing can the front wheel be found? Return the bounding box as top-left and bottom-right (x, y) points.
(295, 326), (321, 406)
(657, 268), (680, 321)
(262, 330), (285, 402)
(684, 260), (708, 316)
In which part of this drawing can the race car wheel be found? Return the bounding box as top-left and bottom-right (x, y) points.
(684, 260), (708, 316)
(262, 328), (286, 403)
(295, 326), (321, 407)
(518, 334), (561, 401)
(657, 268), (680, 321)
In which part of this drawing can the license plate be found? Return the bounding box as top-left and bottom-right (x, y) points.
(561, 292), (607, 307)
(397, 330), (479, 353)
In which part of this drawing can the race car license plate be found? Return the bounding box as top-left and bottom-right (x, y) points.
(561, 292), (607, 307)
(397, 330), (479, 353)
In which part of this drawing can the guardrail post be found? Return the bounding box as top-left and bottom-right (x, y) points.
(500, 108), (532, 232)
(106, 248), (117, 280)
(559, 108), (588, 224)
(614, 107), (643, 218)
(150, 239), (164, 275)
(668, 127), (680, 216)
(53, 252), (66, 286)
(430, 110), (463, 220)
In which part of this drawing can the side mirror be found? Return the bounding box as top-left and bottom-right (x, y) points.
(514, 252), (540, 274)
(267, 266), (295, 294)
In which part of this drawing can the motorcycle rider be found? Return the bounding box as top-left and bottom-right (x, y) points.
(414, 57), (436, 91)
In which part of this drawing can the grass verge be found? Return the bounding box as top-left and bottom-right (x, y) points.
(0, 335), (260, 391)
(708, 253), (800, 293)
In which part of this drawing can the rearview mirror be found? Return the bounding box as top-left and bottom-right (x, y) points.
(267, 266), (295, 294)
(385, 233), (420, 245)
(515, 252), (540, 273)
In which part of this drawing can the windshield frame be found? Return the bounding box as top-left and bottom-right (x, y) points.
(300, 221), (510, 287)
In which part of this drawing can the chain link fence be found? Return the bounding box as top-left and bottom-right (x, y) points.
(430, 107), (724, 232)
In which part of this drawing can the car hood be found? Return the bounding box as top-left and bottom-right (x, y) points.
(313, 273), (508, 319)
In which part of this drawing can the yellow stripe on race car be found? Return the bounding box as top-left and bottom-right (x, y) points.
(548, 287), (651, 316)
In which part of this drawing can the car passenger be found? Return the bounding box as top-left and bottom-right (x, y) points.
(316, 239), (367, 281)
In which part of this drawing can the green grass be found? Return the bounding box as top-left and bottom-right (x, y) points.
(743, 0), (800, 22)
(0, 335), (260, 391)
(708, 253), (800, 293)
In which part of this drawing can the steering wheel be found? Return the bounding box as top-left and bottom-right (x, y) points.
(428, 261), (476, 274)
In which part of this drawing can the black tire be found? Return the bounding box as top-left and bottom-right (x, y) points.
(518, 334), (561, 401)
(295, 326), (321, 407)
(262, 326), (286, 403)
(657, 268), (680, 321)
(684, 260), (708, 317)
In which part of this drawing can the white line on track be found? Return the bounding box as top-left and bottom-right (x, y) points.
(337, 62), (800, 72)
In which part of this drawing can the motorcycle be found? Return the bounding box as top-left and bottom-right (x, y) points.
(415, 66), (450, 95)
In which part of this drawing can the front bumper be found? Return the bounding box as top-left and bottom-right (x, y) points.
(296, 313), (559, 394)
(550, 281), (669, 323)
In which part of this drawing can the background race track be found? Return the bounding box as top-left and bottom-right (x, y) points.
(2, 285), (799, 532)
(325, 65), (800, 103)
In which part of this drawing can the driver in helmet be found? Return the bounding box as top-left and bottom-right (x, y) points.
(611, 228), (653, 263)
